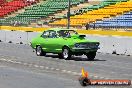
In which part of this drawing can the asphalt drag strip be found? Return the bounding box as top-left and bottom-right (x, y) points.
(0, 42), (132, 88)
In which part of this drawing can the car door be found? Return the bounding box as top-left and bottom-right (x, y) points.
(40, 30), (50, 52)
(46, 30), (63, 53)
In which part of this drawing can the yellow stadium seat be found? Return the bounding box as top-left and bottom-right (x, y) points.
(49, 1), (132, 27)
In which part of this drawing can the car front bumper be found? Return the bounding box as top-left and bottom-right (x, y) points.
(71, 47), (99, 53)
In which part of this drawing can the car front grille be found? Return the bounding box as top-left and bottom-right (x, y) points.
(75, 43), (99, 49)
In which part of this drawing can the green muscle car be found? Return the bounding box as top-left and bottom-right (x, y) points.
(31, 28), (100, 60)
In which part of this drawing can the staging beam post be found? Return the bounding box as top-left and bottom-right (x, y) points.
(67, 0), (70, 29)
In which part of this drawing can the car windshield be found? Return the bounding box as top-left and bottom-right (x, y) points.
(58, 30), (78, 37)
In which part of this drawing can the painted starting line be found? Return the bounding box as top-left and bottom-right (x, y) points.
(0, 58), (109, 79)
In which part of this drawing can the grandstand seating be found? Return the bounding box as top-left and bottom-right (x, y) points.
(0, 0), (85, 26)
(0, 0), (38, 17)
(94, 11), (132, 28)
(49, 0), (130, 27)
(0, 0), (6, 5)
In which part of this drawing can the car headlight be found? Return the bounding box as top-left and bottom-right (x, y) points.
(95, 43), (99, 46)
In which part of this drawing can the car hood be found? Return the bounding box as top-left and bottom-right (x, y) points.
(70, 38), (99, 44)
(70, 34), (99, 44)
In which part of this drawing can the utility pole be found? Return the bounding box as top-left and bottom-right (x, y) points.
(67, 0), (70, 29)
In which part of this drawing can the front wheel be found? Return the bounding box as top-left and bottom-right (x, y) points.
(62, 47), (71, 60)
(86, 51), (96, 61)
(36, 46), (46, 56)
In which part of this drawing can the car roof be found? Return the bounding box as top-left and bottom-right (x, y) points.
(47, 28), (76, 31)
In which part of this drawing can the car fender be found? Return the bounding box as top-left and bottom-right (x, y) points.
(35, 44), (41, 49)
(62, 44), (73, 50)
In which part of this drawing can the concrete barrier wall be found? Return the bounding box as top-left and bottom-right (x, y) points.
(1, 26), (132, 37)
(0, 30), (132, 55)
(0, 30), (40, 44)
(86, 35), (132, 55)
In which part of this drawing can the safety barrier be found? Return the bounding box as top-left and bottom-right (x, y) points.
(1, 26), (132, 37)
(0, 30), (40, 44)
(86, 35), (132, 55)
(0, 26), (132, 55)
(0, 26), (48, 32)
(76, 30), (132, 37)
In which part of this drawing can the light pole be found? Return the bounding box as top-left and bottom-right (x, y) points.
(67, 0), (70, 29)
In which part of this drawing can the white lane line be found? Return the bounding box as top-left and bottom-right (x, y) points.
(99, 77), (105, 79)
(67, 71), (72, 73)
(0, 58), (109, 79)
(34, 65), (39, 68)
(39, 66), (44, 69)
(0, 58), (6, 61)
(56, 69), (60, 71)
(15, 61), (22, 64)
(78, 73), (82, 75)
(50, 67), (55, 70)
(73, 72), (81, 75)
(12, 60), (17, 63)
(93, 75), (99, 78)
(89, 75), (94, 78)
(23, 63), (28, 65)
(45, 67), (49, 69)
(71, 72), (79, 75)
(61, 70), (66, 72)
(104, 77), (110, 79)
(7, 60), (12, 62)
(9, 60), (14, 63)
